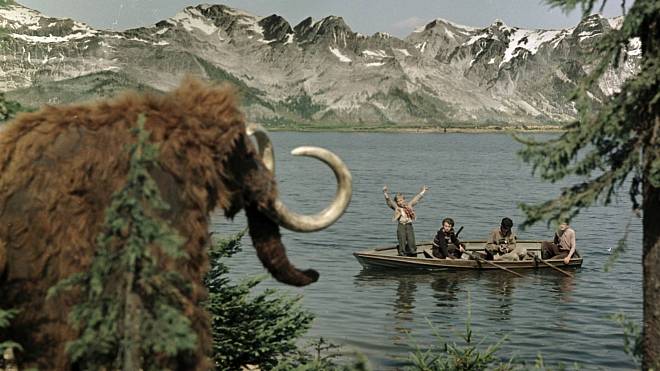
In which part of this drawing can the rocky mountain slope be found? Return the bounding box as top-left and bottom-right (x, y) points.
(0, 1), (640, 127)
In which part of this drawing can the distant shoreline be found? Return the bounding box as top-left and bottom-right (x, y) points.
(264, 125), (565, 133)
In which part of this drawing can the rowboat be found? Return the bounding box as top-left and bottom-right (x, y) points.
(353, 240), (582, 271)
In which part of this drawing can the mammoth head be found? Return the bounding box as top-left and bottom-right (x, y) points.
(217, 121), (351, 287)
(136, 78), (352, 287)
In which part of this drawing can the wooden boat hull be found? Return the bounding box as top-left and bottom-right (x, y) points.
(353, 240), (582, 271)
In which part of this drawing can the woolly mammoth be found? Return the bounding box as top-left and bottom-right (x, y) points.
(0, 78), (351, 369)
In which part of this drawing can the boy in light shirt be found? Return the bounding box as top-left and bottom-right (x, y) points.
(541, 222), (577, 264)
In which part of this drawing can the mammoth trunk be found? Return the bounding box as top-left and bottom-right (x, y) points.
(246, 205), (319, 286)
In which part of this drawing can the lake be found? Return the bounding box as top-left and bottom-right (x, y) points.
(211, 132), (642, 370)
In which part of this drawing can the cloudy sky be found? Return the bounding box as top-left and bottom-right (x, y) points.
(19, 0), (628, 37)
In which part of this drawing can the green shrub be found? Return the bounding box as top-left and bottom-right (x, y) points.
(405, 319), (511, 371)
(0, 93), (27, 122)
(206, 230), (314, 370)
(609, 313), (642, 367)
(273, 337), (371, 371)
(405, 294), (585, 370)
(0, 308), (22, 356)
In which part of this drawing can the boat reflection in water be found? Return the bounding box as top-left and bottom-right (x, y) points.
(352, 265), (582, 368)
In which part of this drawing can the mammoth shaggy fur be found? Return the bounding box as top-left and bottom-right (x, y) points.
(0, 78), (318, 369)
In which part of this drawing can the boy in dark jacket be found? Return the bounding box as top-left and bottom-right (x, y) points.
(432, 217), (465, 259)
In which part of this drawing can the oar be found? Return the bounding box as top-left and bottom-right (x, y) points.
(463, 251), (524, 278)
(529, 253), (573, 277)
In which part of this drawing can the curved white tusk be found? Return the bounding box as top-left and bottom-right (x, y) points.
(272, 146), (352, 232)
(246, 123), (275, 173)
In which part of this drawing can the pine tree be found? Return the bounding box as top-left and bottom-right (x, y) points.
(206, 230), (314, 370)
(517, 1), (659, 368)
(0, 93), (26, 123)
(48, 114), (196, 369)
(0, 308), (21, 361)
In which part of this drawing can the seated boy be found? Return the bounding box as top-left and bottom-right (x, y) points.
(431, 218), (465, 259)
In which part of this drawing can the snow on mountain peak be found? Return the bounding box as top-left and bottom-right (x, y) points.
(491, 19), (510, 30)
(312, 15), (352, 34)
(170, 7), (219, 35)
(464, 33), (486, 45)
(434, 18), (476, 31)
(362, 49), (389, 59)
(373, 32), (392, 39)
(169, 5), (268, 39)
(499, 28), (563, 67)
(607, 16), (624, 30)
(1, 3), (96, 33)
(1, 4), (99, 43)
(0, 4), (42, 29)
(414, 17), (477, 33)
(627, 37), (641, 56)
(1, 2), (637, 125)
(329, 46), (351, 63)
(9, 32), (96, 43)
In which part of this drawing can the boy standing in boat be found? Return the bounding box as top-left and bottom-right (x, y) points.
(383, 184), (428, 257)
(432, 217), (466, 259)
(541, 222), (577, 264)
(485, 217), (526, 261)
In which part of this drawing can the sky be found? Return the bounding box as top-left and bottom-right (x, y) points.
(18, 0), (630, 37)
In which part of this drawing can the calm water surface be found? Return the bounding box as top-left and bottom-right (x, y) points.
(211, 132), (642, 370)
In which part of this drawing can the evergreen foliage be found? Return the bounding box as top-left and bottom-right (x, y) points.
(0, 308), (21, 355)
(405, 296), (512, 371)
(273, 338), (370, 371)
(406, 325), (510, 371)
(283, 94), (323, 120)
(516, 0), (658, 225)
(404, 296), (584, 371)
(0, 93), (26, 122)
(47, 114), (196, 369)
(516, 0), (659, 368)
(531, 355), (581, 371)
(206, 230), (315, 370)
(609, 313), (643, 367)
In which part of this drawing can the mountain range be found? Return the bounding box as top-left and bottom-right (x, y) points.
(0, 1), (641, 127)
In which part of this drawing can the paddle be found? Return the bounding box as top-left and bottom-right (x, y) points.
(463, 251), (524, 278)
(529, 253), (574, 277)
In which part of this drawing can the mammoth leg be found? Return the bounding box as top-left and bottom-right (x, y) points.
(245, 204), (319, 286)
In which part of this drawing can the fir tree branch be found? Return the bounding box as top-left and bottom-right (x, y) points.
(48, 113), (196, 368)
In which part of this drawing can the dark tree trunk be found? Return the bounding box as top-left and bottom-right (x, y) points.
(641, 10), (659, 368)
(642, 180), (660, 370)
(642, 116), (660, 370)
